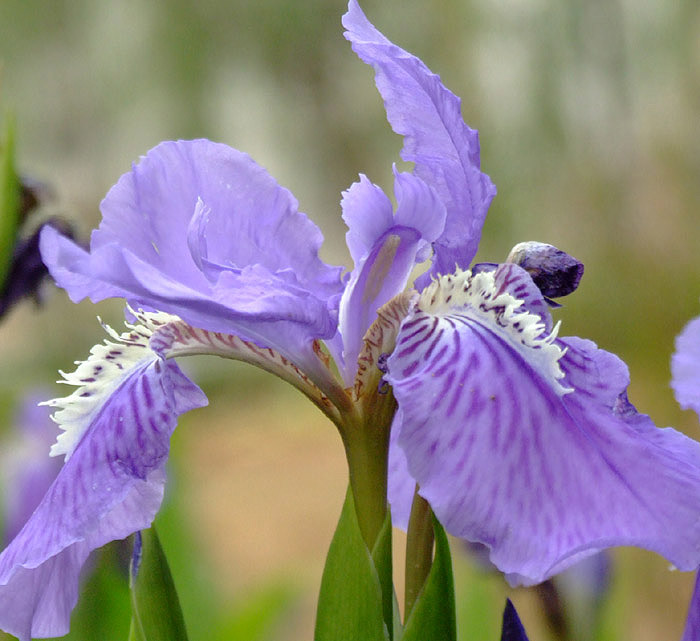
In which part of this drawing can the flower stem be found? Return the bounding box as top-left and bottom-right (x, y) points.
(340, 377), (396, 551)
(343, 422), (390, 550)
(404, 487), (434, 620)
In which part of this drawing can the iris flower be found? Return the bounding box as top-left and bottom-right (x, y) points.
(3, 1), (700, 638)
(672, 315), (700, 641)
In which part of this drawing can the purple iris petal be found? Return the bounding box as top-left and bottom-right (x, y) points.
(387, 410), (415, 530)
(39, 139), (344, 374)
(672, 313), (700, 641)
(672, 316), (700, 416)
(335, 170), (445, 382)
(343, 0), (496, 286)
(387, 263), (700, 585)
(0, 324), (206, 640)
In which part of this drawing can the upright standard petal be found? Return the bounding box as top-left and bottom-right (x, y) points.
(672, 316), (700, 416)
(343, 0), (496, 283)
(0, 313), (207, 640)
(386, 263), (700, 584)
(335, 170), (444, 383)
(39, 140), (345, 376)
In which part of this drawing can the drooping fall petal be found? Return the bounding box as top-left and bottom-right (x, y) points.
(387, 263), (700, 585)
(0, 313), (207, 640)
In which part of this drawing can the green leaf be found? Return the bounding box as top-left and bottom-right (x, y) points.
(0, 113), (21, 292)
(400, 517), (456, 641)
(370, 502), (395, 639)
(129, 527), (189, 641)
(314, 486), (391, 641)
(57, 543), (132, 641)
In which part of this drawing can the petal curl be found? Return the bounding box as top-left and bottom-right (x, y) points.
(335, 170), (444, 383)
(40, 140), (344, 374)
(672, 315), (700, 417)
(387, 264), (700, 585)
(0, 314), (207, 640)
(343, 0), (496, 283)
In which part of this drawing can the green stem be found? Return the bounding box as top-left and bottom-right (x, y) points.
(343, 422), (390, 550)
(340, 378), (396, 551)
(404, 488), (434, 620)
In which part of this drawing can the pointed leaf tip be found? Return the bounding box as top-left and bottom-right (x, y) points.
(314, 487), (390, 641)
(501, 599), (530, 641)
(129, 527), (189, 641)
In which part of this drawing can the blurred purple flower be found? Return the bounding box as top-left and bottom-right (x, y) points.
(2, 1), (700, 638)
(0, 171), (70, 320)
(0, 393), (61, 544)
(672, 316), (700, 641)
(672, 316), (700, 417)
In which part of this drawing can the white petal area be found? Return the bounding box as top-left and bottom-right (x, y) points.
(416, 266), (569, 395)
(44, 311), (180, 460)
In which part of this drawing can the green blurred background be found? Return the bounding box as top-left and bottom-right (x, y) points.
(1, 0), (700, 639)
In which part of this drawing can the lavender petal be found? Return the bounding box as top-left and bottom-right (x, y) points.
(672, 316), (700, 417)
(0, 317), (206, 639)
(39, 140), (344, 372)
(387, 265), (700, 585)
(343, 0), (496, 284)
(335, 170), (444, 382)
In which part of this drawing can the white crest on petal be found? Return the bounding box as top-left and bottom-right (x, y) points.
(42, 309), (180, 461)
(43, 306), (342, 461)
(418, 268), (573, 396)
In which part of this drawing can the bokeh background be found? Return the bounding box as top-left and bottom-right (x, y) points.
(1, 0), (700, 639)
